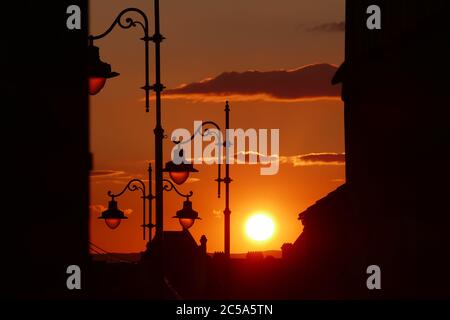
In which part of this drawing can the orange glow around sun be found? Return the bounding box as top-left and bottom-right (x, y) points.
(245, 213), (275, 241)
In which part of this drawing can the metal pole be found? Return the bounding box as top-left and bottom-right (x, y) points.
(142, 183), (146, 240)
(144, 24), (150, 113)
(153, 0), (164, 241)
(148, 163), (153, 241)
(152, 0), (165, 298)
(224, 101), (231, 258)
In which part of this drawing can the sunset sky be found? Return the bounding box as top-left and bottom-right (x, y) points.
(89, 0), (345, 254)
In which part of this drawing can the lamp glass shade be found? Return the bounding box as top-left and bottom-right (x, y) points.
(163, 160), (198, 186)
(105, 218), (121, 229)
(89, 77), (107, 95)
(169, 171), (190, 185)
(179, 218), (195, 230)
(99, 199), (127, 230)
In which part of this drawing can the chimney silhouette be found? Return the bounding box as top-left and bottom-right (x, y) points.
(200, 235), (207, 255)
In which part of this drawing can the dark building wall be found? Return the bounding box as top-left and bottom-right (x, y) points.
(343, 0), (450, 298)
(1, 1), (90, 298)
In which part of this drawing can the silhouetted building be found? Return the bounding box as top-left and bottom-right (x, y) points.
(144, 230), (210, 299)
(281, 243), (293, 260)
(290, 0), (450, 299)
(342, 0), (450, 298)
(246, 251), (264, 260)
(285, 185), (362, 299)
(2, 1), (90, 299)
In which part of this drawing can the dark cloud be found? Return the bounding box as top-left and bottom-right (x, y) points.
(187, 152), (344, 167)
(164, 63), (340, 102)
(187, 151), (277, 164)
(281, 153), (345, 166)
(298, 153), (345, 164)
(234, 151), (278, 164)
(307, 21), (345, 32)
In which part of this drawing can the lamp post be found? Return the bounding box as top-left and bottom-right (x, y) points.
(90, 1), (231, 260)
(98, 164), (153, 240)
(167, 101), (232, 258)
(98, 163), (200, 238)
(88, 2), (171, 298)
(88, 1), (165, 242)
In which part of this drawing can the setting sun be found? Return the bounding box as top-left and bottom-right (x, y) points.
(245, 214), (275, 241)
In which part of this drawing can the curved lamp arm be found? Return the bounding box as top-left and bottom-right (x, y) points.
(88, 8), (150, 42)
(172, 120), (221, 146)
(88, 8), (153, 113)
(172, 120), (224, 198)
(107, 178), (151, 240)
(107, 178), (146, 200)
(163, 179), (193, 200)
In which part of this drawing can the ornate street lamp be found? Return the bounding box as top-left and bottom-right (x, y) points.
(88, 44), (119, 95)
(89, 2), (166, 243)
(90, 1), (205, 297)
(101, 167), (154, 240)
(98, 198), (127, 229)
(163, 161), (198, 185)
(100, 163), (200, 237)
(170, 101), (232, 257)
(173, 199), (201, 230)
(163, 149), (198, 185)
(90, 2), (230, 270)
